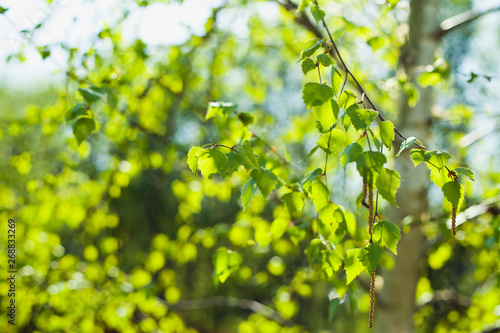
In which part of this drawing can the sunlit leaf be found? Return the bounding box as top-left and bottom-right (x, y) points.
(357, 243), (382, 273)
(373, 221), (401, 254)
(73, 117), (96, 145)
(301, 58), (316, 74)
(454, 167), (475, 181)
(250, 168), (278, 198)
(379, 120), (395, 149)
(376, 168), (400, 207)
(442, 181), (464, 208)
(345, 248), (364, 284)
(303, 82), (333, 108)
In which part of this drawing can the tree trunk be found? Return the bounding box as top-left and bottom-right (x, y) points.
(375, 1), (440, 332)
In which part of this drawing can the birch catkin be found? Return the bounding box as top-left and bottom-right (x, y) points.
(369, 270), (376, 328)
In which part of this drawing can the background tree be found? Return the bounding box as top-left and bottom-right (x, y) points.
(0, 0), (499, 332)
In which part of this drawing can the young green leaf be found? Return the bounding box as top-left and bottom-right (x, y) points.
(345, 248), (364, 284)
(302, 168), (322, 190)
(78, 87), (106, 104)
(312, 99), (337, 130)
(302, 82), (333, 108)
(307, 180), (330, 213)
(187, 147), (201, 177)
(373, 221), (401, 255)
(196, 149), (228, 178)
(317, 129), (345, 154)
(224, 152), (244, 176)
(321, 249), (343, 277)
(454, 167), (475, 181)
(238, 112), (254, 126)
(376, 168), (400, 207)
(318, 204), (344, 236)
(206, 101), (237, 119)
(73, 117), (96, 145)
(331, 66), (342, 97)
(346, 107), (378, 131)
(250, 168), (278, 198)
(379, 120), (395, 149)
(340, 142), (363, 170)
(297, 0), (310, 12)
(317, 54), (334, 67)
(213, 248), (243, 284)
(410, 150), (451, 187)
(301, 58), (316, 74)
(66, 103), (90, 122)
(357, 243), (382, 273)
(282, 192), (305, 218)
(310, 6), (325, 23)
(299, 38), (323, 60)
(338, 90), (357, 110)
(442, 181), (464, 208)
(305, 145), (320, 161)
(240, 140), (259, 170)
(356, 151), (387, 175)
(0, 7), (8, 14)
(241, 178), (257, 209)
(396, 136), (422, 156)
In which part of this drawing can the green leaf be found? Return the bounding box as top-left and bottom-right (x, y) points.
(357, 244), (382, 272)
(306, 181), (330, 213)
(78, 87), (105, 104)
(241, 178), (257, 209)
(396, 136), (422, 156)
(345, 248), (364, 284)
(367, 36), (385, 52)
(240, 140), (259, 170)
(305, 145), (320, 160)
(37, 46), (51, 60)
(301, 58), (316, 74)
(238, 112), (254, 126)
(224, 152), (244, 176)
(73, 117), (96, 145)
(282, 192), (305, 218)
(187, 147), (201, 177)
(297, 0), (310, 12)
(213, 248), (243, 284)
(467, 72), (478, 83)
(0, 7), (8, 14)
(410, 150), (451, 187)
(331, 66), (342, 97)
(310, 6), (325, 23)
(376, 168), (400, 207)
(317, 54), (334, 67)
(355, 151), (387, 176)
(299, 38), (323, 60)
(346, 107), (378, 131)
(373, 221), (401, 255)
(379, 120), (395, 149)
(340, 142), (363, 170)
(302, 168), (322, 190)
(312, 99), (337, 130)
(367, 128), (381, 150)
(442, 181), (464, 208)
(317, 129), (345, 154)
(196, 149), (228, 178)
(319, 204), (343, 236)
(250, 168), (277, 198)
(338, 90), (357, 110)
(66, 103), (90, 122)
(206, 101), (237, 119)
(454, 167), (475, 181)
(321, 249), (343, 278)
(302, 82), (333, 109)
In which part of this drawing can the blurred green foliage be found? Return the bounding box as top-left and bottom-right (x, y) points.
(0, 0), (499, 332)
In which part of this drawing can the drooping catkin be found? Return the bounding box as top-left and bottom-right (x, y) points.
(369, 270), (376, 328)
(362, 178), (367, 203)
(368, 184), (374, 236)
(451, 205), (457, 236)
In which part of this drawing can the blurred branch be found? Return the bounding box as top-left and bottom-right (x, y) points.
(483, 327), (500, 333)
(157, 296), (296, 327)
(417, 289), (471, 309)
(438, 5), (500, 38)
